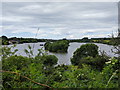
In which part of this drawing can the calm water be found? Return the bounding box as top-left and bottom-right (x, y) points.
(8, 42), (117, 65)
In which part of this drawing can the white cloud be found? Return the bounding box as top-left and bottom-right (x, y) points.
(1, 0), (120, 2)
(3, 25), (46, 35)
(66, 35), (75, 39)
(82, 13), (109, 18)
(2, 16), (33, 22)
(83, 34), (109, 38)
(19, 3), (69, 14)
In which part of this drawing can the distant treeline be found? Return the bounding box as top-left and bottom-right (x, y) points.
(0, 35), (116, 45)
(1, 36), (57, 45)
(68, 37), (114, 45)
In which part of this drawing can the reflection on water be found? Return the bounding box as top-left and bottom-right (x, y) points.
(8, 42), (117, 65)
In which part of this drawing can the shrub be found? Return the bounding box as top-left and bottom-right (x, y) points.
(71, 43), (98, 65)
(78, 55), (109, 70)
(2, 55), (32, 71)
(41, 55), (58, 66)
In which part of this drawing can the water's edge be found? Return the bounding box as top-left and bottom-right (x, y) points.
(5, 42), (117, 65)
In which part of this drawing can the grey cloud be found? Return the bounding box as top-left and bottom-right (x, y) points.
(2, 2), (118, 39)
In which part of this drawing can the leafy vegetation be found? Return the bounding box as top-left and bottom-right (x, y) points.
(41, 55), (58, 66)
(44, 40), (69, 53)
(1, 36), (9, 45)
(71, 44), (99, 65)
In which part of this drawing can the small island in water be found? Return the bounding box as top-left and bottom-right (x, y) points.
(44, 40), (69, 53)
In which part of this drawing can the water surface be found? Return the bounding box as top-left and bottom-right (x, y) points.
(8, 42), (117, 65)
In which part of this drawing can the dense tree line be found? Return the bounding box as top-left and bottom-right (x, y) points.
(1, 35), (115, 45)
(1, 36), (56, 45)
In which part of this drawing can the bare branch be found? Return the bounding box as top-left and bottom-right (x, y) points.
(0, 70), (52, 89)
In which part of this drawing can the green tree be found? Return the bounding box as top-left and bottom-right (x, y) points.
(2, 36), (8, 40)
(2, 36), (9, 45)
(71, 43), (98, 65)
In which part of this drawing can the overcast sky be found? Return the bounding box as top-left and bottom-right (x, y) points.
(1, 2), (118, 39)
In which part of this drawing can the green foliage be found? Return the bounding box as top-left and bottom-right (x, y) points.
(52, 61), (118, 88)
(2, 45), (18, 59)
(77, 55), (109, 70)
(2, 40), (9, 45)
(2, 55), (32, 71)
(44, 40), (69, 53)
(1, 36), (9, 45)
(41, 55), (58, 66)
(24, 45), (33, 57)
(71, 43), (98, 65)
(44, 41), (51, 50)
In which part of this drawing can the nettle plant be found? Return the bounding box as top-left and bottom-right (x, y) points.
(2, 45), (18, 59)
